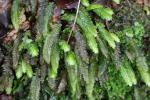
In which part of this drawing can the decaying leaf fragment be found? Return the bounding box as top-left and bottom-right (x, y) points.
(0, 0), (11, 27)
(137, 0), (150, 7)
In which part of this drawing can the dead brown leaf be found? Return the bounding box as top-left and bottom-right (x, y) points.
(144, 0), (150, 7)
(55, 0), (78, 9)
(0, 0), (11, 13)
(3, 29), (17, 43)
(19, 9), (30, 31)
(0, 0), (11, 27)
(137, 0), (144, 4)
(0, 94), (12, 100)
(137, 0), (150, 7)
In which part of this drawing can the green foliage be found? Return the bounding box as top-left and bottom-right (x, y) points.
(86, 62), (97, 100)
(16, 60), (33, 79)
(28, 43), (39, 57)
(49, 43), (60, 78)
(119, 58), (137, 86)
(66, 51), (77, 66)
(36, 2), (54, 40)
(123, 22), (145, 44)
(136, 56), (150, 87)
(11, 0), (20, 31)
(1, 0), (149, 100)
(75, 31), (89, 63)
(97, 23), (120, 49)
(19, 32), (39, 57)
(85, 2), (114, 20)
(117, 21), (150, 87)
(77, 8), (99, 53)
(93, 5), (114, 20)
(74, 31), (89, 82)
(81, 0), (90, 7)
(41, 3), (54, 37)
(65, 51), (80, 98)
(43, 24), (61, 64)
(59, 40), (71, 52)
(28, 75), (41, 100)
(105, 66), (132, 99)
(61, 8), (99, 54)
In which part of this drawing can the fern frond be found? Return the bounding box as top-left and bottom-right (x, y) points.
(39, 64), (48, 83)
(75, 49), (89, 82)
(0, 55), (13, 94)
(61, 9), (98, 53)
(47, 74), (57, 90)
(77, 8), (98, 53)
(15, 59), (33, 79)
(114, 43), (121, 69)
(136, 56), (150, 86)
(11, 0), (20, 31)
(1, 57), (12, 75)
(87, 4), (114, 20)
(0, 75), (13, 94)
(94, 7), (114, 20)
(65, 51), (79, 98)
(49, 43), (60, 78)
(28, 75), (41, 100)
(37, 0), (48, 35)
(43, 24), (61, 64)
(96, 36), (109, 58)
(42, 3), (54, 37)
(5, 76), (14, 94)
(120, 59), (137, 86)
(86, 63), (97, 100)
(97, 23), (120, 49)
(74, 31), (89, 82)
(75, 31), (89, 64)
(12, 33), (21, 70)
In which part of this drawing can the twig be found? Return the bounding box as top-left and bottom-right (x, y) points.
(67, 0), (81, 43)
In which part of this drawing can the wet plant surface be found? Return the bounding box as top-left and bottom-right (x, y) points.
(0, 0), (150, 100)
